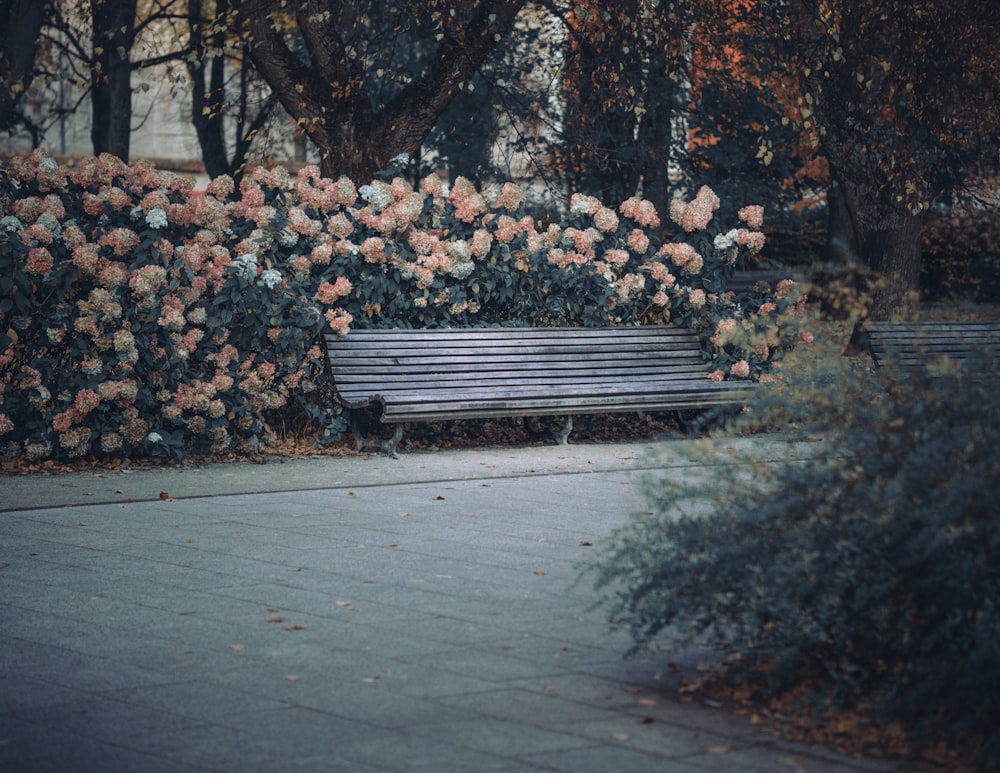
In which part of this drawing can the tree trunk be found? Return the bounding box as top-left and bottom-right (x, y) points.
(635, 50), (677, 227)
(0, 0), (45, 136)
(188, 0), (232, 179)
(825, 180), (861, 263)
(861, 210), (924, 321)
(90, 0), (137, 160)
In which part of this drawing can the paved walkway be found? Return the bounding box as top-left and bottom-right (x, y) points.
(1, 438), (913, 772)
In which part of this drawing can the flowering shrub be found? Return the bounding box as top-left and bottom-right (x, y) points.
(0, 149), (805, 462)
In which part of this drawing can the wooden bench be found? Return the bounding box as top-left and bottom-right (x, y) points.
(859, 320), (1000, 372)
(324, 326), (755, 455)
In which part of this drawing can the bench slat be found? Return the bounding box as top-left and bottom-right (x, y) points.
(343, 376), (736, 402)
(381, 387), (754, 422)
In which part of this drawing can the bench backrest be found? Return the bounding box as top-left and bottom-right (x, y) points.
(865, 320), (1000, 371)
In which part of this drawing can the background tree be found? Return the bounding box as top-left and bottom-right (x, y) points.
(45, 0), (191, 160)
(231, 0), (526, 182)
(559, 0), (688, 217)
(746, 0), (1000, 318)
(671, 0), (835, 271)
(89, 0), (138, 158)
(0, 0), (47, 142)
(186, 0), (275, 181)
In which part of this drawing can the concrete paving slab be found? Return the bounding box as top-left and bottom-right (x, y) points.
(0, 438), (913, 772)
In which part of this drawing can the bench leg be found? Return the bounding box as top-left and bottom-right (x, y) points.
(382, 423), (404, 458)
(349, 412), (368, 451)
(554, 415), (573, 445)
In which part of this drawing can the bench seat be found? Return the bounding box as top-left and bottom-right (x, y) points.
(325, 326), (754, 454)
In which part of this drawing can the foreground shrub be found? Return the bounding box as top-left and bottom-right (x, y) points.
(1, 149), (805, 462)
(587, 345), (1000, 768)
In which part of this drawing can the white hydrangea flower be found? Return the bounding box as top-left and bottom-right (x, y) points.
(145, 207), (168, 230)
(233, 253), (258, 282)
(0, 216), (23, 232)
(450, 261), (475, 280)
(358, 183), (393, 212)
(390, 152), (411, 167)
(145, 431), (163, 444)
(260, 268), (282, 289)
(35, 212), (61, 237)
(713, 229), (739, 250)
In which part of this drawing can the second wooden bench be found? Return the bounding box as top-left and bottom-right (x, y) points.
(859, 320), (1000, 372)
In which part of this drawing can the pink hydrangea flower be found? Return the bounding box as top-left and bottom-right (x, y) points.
(449, 177), (487, 223)
(207, 175), (235, 199)
(497, 182), (524, 211)
(738, 205), (764, 229)
(315, 277), (353, 304)
(99, 227), (140, 257)
(420, 174), (445, 197)
(325, 308), (353, 336)
(25, 247), (53, 275)
(626, 228), (650, 254)
(471, 229), (493, 258)
(619, 196), (660, 228)
(669, 186), (720, 232)
(360, 236), (387, 263)
(730, 360), (751, 378)
(736, 228), (766, 253)
(604, 249), (630, 267)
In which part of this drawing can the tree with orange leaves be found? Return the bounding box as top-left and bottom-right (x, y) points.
(719, 0), (1000, 318)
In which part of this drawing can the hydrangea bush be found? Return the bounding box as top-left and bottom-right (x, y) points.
(0, 149), (806, 462)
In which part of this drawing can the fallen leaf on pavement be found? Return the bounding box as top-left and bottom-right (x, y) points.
(159, 491), (170, 500)
(229, 644), (245, 651)
(266, 616), (285, 623)
(533, 569), (545, 575)
(611, 733), (630, 742)
(706, 745), (733, 755)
